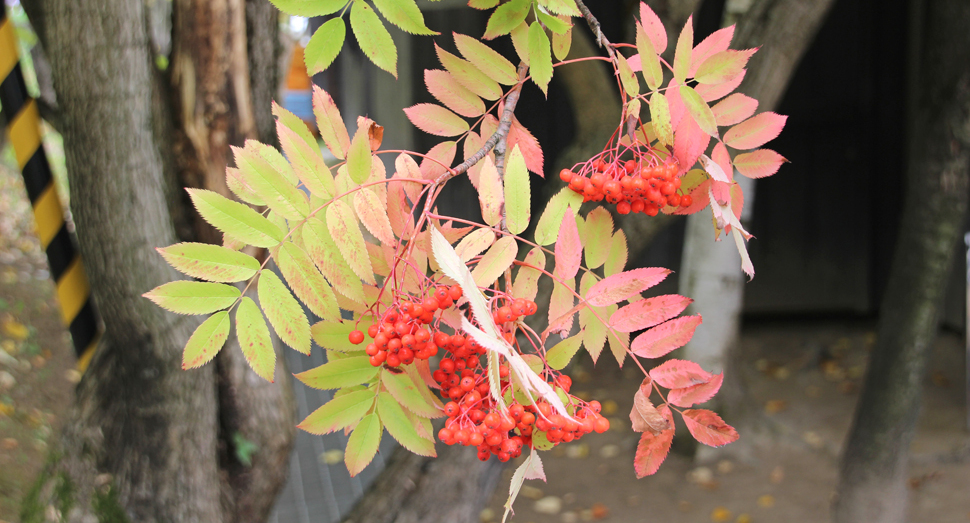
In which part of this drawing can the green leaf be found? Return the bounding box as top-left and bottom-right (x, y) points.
(545, 332), (583, 370)
(276, 124), (335, 201)
(604, 229), (628, 276)
(345, 413), (382, 476)
(232, 145), (309, 220)
(273, 101), (318, 152)
(536, 9), (569, 35)
(673, 16), (693, 83)
(144, 281), (240, 315)
(187, 189), (283, 248)
(299, 388), (375, 435)
(435, 43), (503, 101)
(158, 242), (259, 283)
(226, 167), (265, 206)
(540, 0), (580, 16)
(509, 21), (530, 64)
(679, 84), (718, 137)
(235, 296), (276, 381)
(469, 0), (500, 8)
(303, 217), (366, 303)
(616, 52), (639, 98)
(313, 86), (351, 159)
(583, 207), (613, 269)
(347, 125), (373, 185)
(527, 22), (553, 96)
(267, 0), (345, 17)
(182, 311), (231, 369)
(326, 200), (377, 285)
(350, 1), (397, 78)
(382, 369), (442, 418)
(531, 429), (554, 450)
(305, 17), (345, 75)
(248, 140), (300, 185)
(471, 235), (517, 288)
(504, 144), (530, 235)
(377, 392), (436, 456)
(552, 24), (572, 61)
(636, 21), (662, 90)
(477, 156), (503, 227)
(483, 0), (531, 40)
(311, 320), (364, 352)
(296, 355), (379, 390)
(534, 187), (583, 245)
(276, 242), (340, 321)
(578, 272), (609, 361)
(258, 270), (311, 354)
(372, 0), (437, 35)
(453, 33), (518, 85)
(649, 92), (673, 147)
(512, 247), (546, 301)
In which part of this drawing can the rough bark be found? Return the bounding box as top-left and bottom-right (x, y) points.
(23, 0), (294, 521)
(832, 1), (970, 521)
(676, 0), (835, 459)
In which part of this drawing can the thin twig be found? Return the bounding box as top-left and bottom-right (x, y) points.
(573, 0), (616, 60)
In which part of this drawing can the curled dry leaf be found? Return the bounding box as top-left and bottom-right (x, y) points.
(630, 377), (670, 434)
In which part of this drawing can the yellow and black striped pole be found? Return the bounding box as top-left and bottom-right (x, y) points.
(0, 8), (101, 372)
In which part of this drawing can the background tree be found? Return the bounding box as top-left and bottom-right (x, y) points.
(832, 0), (970, 520)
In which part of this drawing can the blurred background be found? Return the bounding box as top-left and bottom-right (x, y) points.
(1, 0), (968, 522)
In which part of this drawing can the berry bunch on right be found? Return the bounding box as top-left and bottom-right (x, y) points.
(560, 157), (694, 216)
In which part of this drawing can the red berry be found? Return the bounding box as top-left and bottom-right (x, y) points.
(559, 169), (574, 183)
(460, 376), (476, 392)
(348, 330), (365, 345)
(438, 427), (454, 443)
(386, 354), (401, 367)
(680, 194), (693, 207)
(589, 173), (605, 188)
(617, 201), (631, 214)
(631, 199), (645, 213)
(603, 180), (621, 196)
(449, 285), (463, 300)
(645, 204), (659, 217)
(660, 181), (676, 196)
(588, 400), (602, 413)
(624, 160), (637, 174)
(439, 358), (455, 373)
(594, 416), (610, 433)
(667, 194), (681, 207)
(423, 297), (440, 312)
(444, 401), (461, 417)
(367, 324), (379, 338)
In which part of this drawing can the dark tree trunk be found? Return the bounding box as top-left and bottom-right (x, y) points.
(23, 0), (294, 521)
(832, 1), (970, 521)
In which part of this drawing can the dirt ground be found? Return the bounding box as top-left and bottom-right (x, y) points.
(1, 156), (970, 522)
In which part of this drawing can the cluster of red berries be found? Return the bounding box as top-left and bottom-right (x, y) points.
(348, 285), (464, 367)
(560, 158), (694, 216)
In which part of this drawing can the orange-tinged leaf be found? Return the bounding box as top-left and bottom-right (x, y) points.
(456, 227), (496, 263)
(353, 189), (395, 244)
(695, 69), (745, 102)
(182, 311), (230, 369)
(472, 236), (517, 288)
(583, 207), (613, 269)
(688, 25), (734, 77)
(694, 48), (755, 85)
(634, 405), (674, 477)
(477, 156), (504, 227)
(350, 1), (397, 77)
(724, 112), (788, 150)
(712, 92), (757, 128)
(258, 270), (311, 354)
(682, 409), (739, 447)
(673, 109), (711, 174)
(276, 242), (340, 321)
(672, 178), (712, 215)
(631, 315), (703, 358)
(312, 85), (351, 158)
(639, 1), (667, 53)
(404, 103), (469, 137)
(512, 247), (545, 301)
(508, 118), (544, 176)
(298, 388), (374, 435)
(235, 297), (276, 381)
(631, 377), (671, 434)
(547, 275), (576, 339)
(393, 153), (424, 203)
(734, 148), (787, 178)
(158, 242), (259, 283)
(608, 324), (630, 367)
(419, 140), (457, 180)
(302, 217), (366, 303)
(554, 207), (581, 279)
(454, 32), (518, 85)
(672, 15), (693, 82)
(712, 142), (733, 182)
(424, 69), (486, 118)
(326, 200), (376, 286)
(462, 131), (487, 189)
(611, 295), (693, 333)
(679, 84), (718, 137)
(649, 359), (713, 389)
(669, 372), (723, 408)
(436, 43), (502, 100)
(649, 92), (673, 147)
(585, 267), (671, 307)
(345, 412), (382, 476)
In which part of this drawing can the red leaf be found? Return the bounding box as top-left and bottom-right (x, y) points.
(730, 182), (744, 222)
(585, 267), (671, 307)
(630, 377), (671, 434)
(610, 294), (692, 333)
(508, 117), (544, 176)
(668, 372), (723, 408)
(649, 358), (713, 389)
(682, 409), (739, 447)
(734, 148), (787, 178)
(554, 208), (582, 280)
(688, 25), (734, 77)
(712, 93), (758, 127)
(634, 405), (674, 478)
(711, 179), (731, 206)
(723, 112), (787, 150)
(639, 2), (667, 53)
(419, 141), (457, 179)
(694, 69), (746, 102)
(632, 316), (703, 358)
(665, 80), (686, 129)
(403, 103), (469, 137)
(672, 178), (711, 215)
(424, 69), (486, 118)
(673, 111), (710, 174)
(712, 143), (733, 182)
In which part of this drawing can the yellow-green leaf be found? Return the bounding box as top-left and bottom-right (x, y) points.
(679, 84), (719, 137)
(545, 332), (583, 370)
(350, 1), (397, 77)
(477, 155), (503, 227)
(382, 369), (442, 418)
(552, 23), (572, 61)
(276, 242), (340, 321)
(345, 413), (382, 476)
(182, 311), (230, 369)
(371, 0), (437, 35)
(455, 228), (497, 263)
(636, 21), (662, 90)
(305, 17), (345, 75)
(454, 33), (518, 85)
(483, 0), (531, 40)
(298, 388), (375, 435)
(527, 22), (553, 96)
(187, 189), (283, 248)
(296, 355), (379, 390)
(377, 392), (436, 457)
(235, 296), (276, 381)
(583, 207), (614, 269)
(471, 235), (517, 288)
(435, 43), (503, 101)
(232, 144), (309, 220)
(311, 320), (365, 352)
(276, 116), (335, 200)
(267, 0), (344, 17)
(504, 144), (531, 235)
(536, 9), (570, 35)
(650, 91), (673, 147)
(303, 217), (366, 303)
(158, 242), (259, 283)
(605, 229), (628, 276)
(512, 247), (545, 301)
(257, 270), (310, 354)
(534, 187), (583, 245)
(326, 200), (376, 285)
(347, 126), (372, 185)
(144, 281), (240, 315)
(673, 15), (693, 83)
(353, 189), (395, 244)
(616, 52), (639, 98)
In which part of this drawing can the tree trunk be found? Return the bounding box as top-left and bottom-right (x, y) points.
(832, 1), (970, 521)
(676, 0), (835, 458)
(23, 0), (294, 521)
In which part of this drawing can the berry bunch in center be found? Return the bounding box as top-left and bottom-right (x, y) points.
(561, 155), (694, 216)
